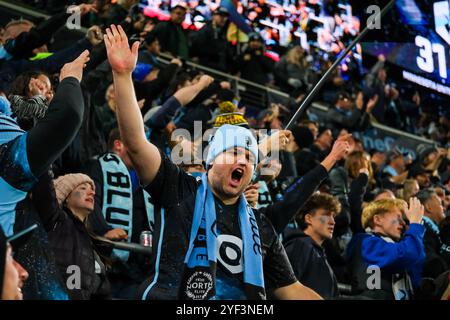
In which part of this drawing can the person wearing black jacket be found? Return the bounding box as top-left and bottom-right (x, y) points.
(416, 189), (450, 278)
(0, 51), (93, 300)
(152, 5), (189, 59)
(105, 25), (322, 300)
(325, 91), (372, 137)
(191, 7), (229, 71)
(284, 193), (341, 299)
(327, 150), (371, 282)
(329, 151), (371, 236)
(0, 24), (103, 95)
(363, 55), (387, 123)
(235, 33), (274, 85)
(0, 50), (88, 236)
(32, 172), (111, 300)
(263, 133), (352, 235)
(1, 3), (97, 61)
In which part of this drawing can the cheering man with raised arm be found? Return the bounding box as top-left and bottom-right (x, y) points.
(104, 25), (322, 300)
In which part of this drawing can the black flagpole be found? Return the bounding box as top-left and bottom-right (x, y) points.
(285, 0), (396, 130)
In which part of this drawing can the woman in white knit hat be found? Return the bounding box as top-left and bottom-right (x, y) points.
(53, 173), (96, 222)
(32, 172), (111, 300)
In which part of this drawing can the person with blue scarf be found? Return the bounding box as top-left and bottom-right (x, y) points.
(104, 25), (322, 300)
(0, 50), (89, 299)
(84, 128), (158, 299)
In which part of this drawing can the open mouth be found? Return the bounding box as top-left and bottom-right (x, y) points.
(231, 168), (244, 184)
(86, 198), (94, 204)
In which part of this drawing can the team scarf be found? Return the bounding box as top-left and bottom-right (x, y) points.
(99, 153), (154, 262)
(179, 173), (266, 300)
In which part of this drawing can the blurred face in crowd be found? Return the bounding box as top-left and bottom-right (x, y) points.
(66, 183), (95, 219)
(170, 7), (187, 24)
(373, 208), (406, 241)
(208, 147), (255, 204)
(307, 123), (319, 140)
(291, 46), (305, 62)
(346, 152), (369, 179)
(249, 39), (263, 50)
(316, 129), (333, 149)
(212, 13), (228, 28)
(133, 13), (147, 31)
(371, 151), (386, 168)
(146, 39), (161, 56)
(1, 244), (28, 300)
(415, 173), (431, 189)
(390, 155), (406, 173)
(336, 96), (352, 111)
(435, 187), (450, 211)
(423, 151), (438, 167)
(304, 209), (337, 244)
(270, 116), (282, 129)
(424, 193), (445, 224)
(378, 68), (387, 83)
(105, 84), (116, 112)
(408, 180), (420, 198)
(355, 91), (364, 109)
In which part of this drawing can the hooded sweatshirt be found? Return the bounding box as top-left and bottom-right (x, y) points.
(283, 229), (339, 299)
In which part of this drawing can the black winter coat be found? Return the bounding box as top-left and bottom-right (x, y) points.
(32, 171), (111, 300)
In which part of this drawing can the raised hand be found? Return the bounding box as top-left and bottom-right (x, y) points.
(59, 50), (90, 82)
(197, 75), (214, 89)
(86, 25), (103, 46)
(359, 167), (369, 176)
(260, 130), (292, 155)
(28, 78), (46, 96)
(405, 197), (424, 224)
(170, 58), (183, 67)
(366, 95), (378, 113)
(104, 25), (140, 74)
(77, 3), (98, 15)
(330, 133), (352, 161)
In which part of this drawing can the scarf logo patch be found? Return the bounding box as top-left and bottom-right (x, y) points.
(217, 234), (243, 274)
(185, 271), (213, 300)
